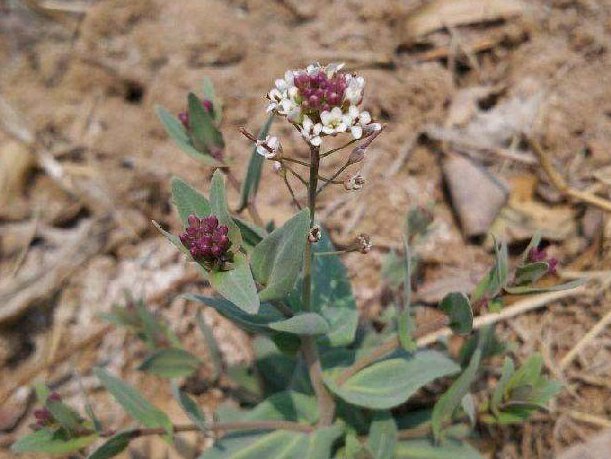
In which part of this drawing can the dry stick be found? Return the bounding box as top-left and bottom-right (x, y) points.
(560, 307), (611, 371)
(564, 411), (611, 429)
(336, 286), (586, 385)
(529, 137), (611, 213)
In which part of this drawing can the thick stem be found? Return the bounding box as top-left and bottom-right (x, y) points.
(301, 145), (336, 426)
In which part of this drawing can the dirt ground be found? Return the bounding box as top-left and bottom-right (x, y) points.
(0, 0), (610, 458)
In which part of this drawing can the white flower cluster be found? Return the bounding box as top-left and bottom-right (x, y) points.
(265, 63), (381, 148)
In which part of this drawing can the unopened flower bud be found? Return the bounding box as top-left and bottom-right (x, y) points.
(272, 161), (284, 174)
(179, 214), (233, 269)
(48, 392), (62, 402)
(308, 226), (321, 243)
(348, 146), (366, 164)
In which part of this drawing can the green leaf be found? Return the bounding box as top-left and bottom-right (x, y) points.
(156, 105), (221, 167)
(513, 262), (549, 286)
(238, 114), (273, 211)
(153, 220), (192, 257)
(93, 368), (173, 438)
(188, 92), (224, 156)
(345, 432), (374, 459)
(209, 252), (260, 314)
(234, 217), (267, 250)
(251, 209), (310, 302)
(186, 294), (282, 334)
(11, 429), (97, 455)
(289, 227), (358, 347)
(269, 312), (330, 335)
(504, 279), (584, 295)
(210, 169), (243, 248)
(491, 357), (515, 416)
(439, 292), (473, 336)
(87, 431), (133, 459)
(171, 383), (207, 431)
(197, 311), (223, 381)
(248, 391), (318, 424)
(521, 231), (542, 264)
(395, 439), (483, 459)
(171, 177), (211, 226)
(305, 423), (345, 459)
(324, 350), (460, 410)
(198, 430), (305, 459)
(202, 77), (222, 124)
(46, 400), (82, 433)
(471, 238), (508, 302)
(431, 349), (481, 440)
(254, 336), (298, 395)
(506, 354), (542, 391)
(368, 411), (398, 459)
(138, 348), (201, 378)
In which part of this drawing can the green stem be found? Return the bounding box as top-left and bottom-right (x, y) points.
(301, 144), (336, 427)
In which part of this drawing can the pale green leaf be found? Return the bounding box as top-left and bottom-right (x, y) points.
(210, 170), (243, 248)
(251, 209), (310, 302)
(87, 431), (133, 459)
(395, 439), (483, 459)
(209, 253), (260, 314)
(439, 292), (473, 336)
(368, 411), (397, 459)
(171, 383), (207, 431)
(11, 429), (97, 455)
(171, 177), (210, 226)
(156, 105), (221, 167)
(138, 348), (201, 378)
(269, 312), (330, 335)
(324, 350), (460, 410)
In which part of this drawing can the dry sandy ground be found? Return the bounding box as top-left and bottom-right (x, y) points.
(0, 0), (610, 457)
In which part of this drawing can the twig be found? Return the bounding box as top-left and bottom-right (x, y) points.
(336, 286), (586, 385)
(529, 137), (611, 213)
(560, 307), (611, 371)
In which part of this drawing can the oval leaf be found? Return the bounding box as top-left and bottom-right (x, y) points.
(395, 439), (483, 459)
(171, 177), (211, 226)
(368, 412), (398, 459)
(251, 209), (310, 302)
(209, 253), (260, 314)
(269, 312), (330, 335)
(439, 292), (473, 336)
(171, 383), (207, 431)
(87, 431), (133, 459)
(138, 348), (201, 378)
(187, 92), (224, 155)
(325, 350), (460, 410)
(210, 170), (243, 249)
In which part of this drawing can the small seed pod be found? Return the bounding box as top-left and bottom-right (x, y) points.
(308, 226), (321, 243)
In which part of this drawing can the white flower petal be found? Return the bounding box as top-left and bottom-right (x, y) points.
(322, 126), (335, 135)
(359, 111), (371, 125)
(310, 136), (322, 146)
(351, 125), (363, 139)
(313, 123), (323, 135)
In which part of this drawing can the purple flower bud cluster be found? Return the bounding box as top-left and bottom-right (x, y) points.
(178, 99), (214, 129)
(179, 215), (232, 268)
(32, 393), (62, 429)
(528, 246), (558, 274)
(294, 70), (347, 114)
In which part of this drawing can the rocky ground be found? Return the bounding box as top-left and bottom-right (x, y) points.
(0, 0), (610, 457)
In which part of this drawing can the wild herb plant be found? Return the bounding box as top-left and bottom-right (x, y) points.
(13, 63), (581, 458)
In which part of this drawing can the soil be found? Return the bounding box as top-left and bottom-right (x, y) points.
(0, 0), (610, 458)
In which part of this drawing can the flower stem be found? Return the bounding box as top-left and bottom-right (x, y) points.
(301, 144), (336, 426)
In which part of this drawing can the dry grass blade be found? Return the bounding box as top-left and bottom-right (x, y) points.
(560, 307), (611, 371)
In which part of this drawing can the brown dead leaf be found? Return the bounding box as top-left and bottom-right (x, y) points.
(403, 0), (525, 42)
